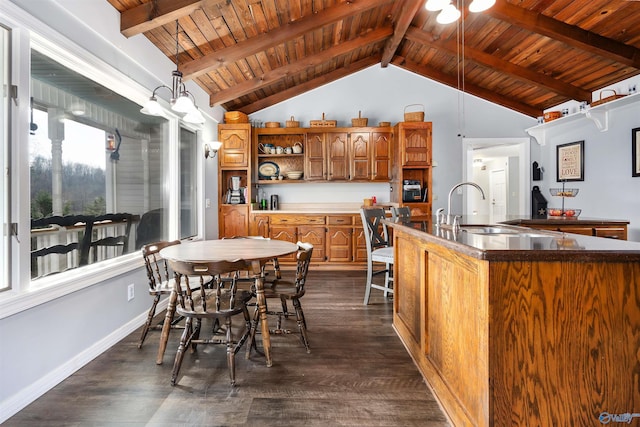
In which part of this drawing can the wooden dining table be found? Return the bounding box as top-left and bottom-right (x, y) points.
(157, 238), (299, 367)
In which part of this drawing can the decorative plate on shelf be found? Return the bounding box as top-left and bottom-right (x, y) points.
(258, 161), (280, 179)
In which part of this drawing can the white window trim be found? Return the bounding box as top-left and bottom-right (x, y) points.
(0, 1), (203, 317)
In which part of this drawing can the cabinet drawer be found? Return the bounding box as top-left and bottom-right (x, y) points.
(327, 215), (353, 225)
(594, 227), (626, 240)
(270, 215), (325, 225)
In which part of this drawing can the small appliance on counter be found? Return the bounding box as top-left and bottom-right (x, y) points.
(226, 176), (245, 204)
(270, 194), (279, 210)
(402, 180), (422, 202)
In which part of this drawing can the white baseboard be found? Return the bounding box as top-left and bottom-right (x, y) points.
(0, 299), (168, 423)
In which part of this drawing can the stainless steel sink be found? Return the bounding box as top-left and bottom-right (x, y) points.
(460, 226), (521, 234)
(460, 226), (549, 238)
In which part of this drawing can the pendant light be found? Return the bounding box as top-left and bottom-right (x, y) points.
(427, 0), (495, 24)
(140, 20), (205, 124)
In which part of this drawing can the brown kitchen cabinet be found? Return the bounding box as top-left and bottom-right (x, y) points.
(218, 124), (252, 238)
(269, 215), (326, 263)
(392, 122), (432, 217)
(326, 215), (354, 262)
(305, 131), (349, 181)
(506, 219), (629, 240)
(249, 212), (367, 268)
(219, 205), (249, 238)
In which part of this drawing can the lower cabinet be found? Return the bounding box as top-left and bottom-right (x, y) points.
(219, 205), (249, 238)
(249, 212), (366, 268)
(527, 223), (627, 240)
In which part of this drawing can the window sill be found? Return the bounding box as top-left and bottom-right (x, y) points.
(0, 252), (144, 320)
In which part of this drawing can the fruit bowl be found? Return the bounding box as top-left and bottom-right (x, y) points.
(549, 188), (579, 197)
(548, 208), (581, 218)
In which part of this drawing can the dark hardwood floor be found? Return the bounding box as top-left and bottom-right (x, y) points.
(5, 271), (450, 426)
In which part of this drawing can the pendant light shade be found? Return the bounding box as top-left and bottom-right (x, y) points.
(469, 0), (496, 13)
(437, 4), (461, 24)
(425, 0), (450, 11)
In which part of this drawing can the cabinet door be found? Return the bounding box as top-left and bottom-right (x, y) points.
(327, 226), (353, 262)
(400, 123), (431, 167)
(371, 131), (391, 181)
(298, 225), (326, 262)
(327, 132), (349, 180)
(352, 225), (368, 262)
(270, 226), (297, 261)
(350, 132), (370, 180)
(219, 205), (249, 238)
(305, 133), (326, 180)
(219, 125), (250, 168)
(249, 214), (270, 237)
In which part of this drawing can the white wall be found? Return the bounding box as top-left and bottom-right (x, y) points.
(245, 65), (536, 218)
(532, 90), (640, 241)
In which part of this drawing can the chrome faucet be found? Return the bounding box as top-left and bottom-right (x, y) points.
(446, 182), (486, 225)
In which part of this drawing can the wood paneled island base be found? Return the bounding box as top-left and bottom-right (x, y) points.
(388, 220), (640, 426)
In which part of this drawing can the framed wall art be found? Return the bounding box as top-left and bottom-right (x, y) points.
(556, 140), (584, 182)
(633, 127), (640, 177)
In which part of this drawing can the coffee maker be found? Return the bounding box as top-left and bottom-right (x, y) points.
(226, 176), (245, 204)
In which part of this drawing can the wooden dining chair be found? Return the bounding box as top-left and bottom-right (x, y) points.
(138, 240), (183, 349)
(360, 207), (394, 305)
(247, 242), (314, 355)
(168, 258), (253, 386)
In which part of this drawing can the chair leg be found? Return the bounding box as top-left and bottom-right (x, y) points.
(138, 294), (161, 348)
(246, 305), (261, 359)
(235, 306), (252, 355)
(363, 258), (374, 305)
(171, 317), (193, 386)
(383, 263), (391, 298)
(293, 299), (310, 353)
(225, 316), (236, 385)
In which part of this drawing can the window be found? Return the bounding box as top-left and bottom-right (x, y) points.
(1, 26), (9, 292)
(28, 48), (174, 279)
(179, 127), (197, 240)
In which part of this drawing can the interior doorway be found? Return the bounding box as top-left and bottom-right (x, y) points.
(462, 138), (530, 219)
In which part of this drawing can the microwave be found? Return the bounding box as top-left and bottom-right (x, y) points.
(402, 180), (423, 202)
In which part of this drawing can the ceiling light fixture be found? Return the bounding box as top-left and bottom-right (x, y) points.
(140, 20), (205, 124)
(428, 0), (495, 24)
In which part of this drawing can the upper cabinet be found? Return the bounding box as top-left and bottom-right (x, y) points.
(255, 127), (392, 183)
(392, 122), (433, 217)
(219, 124), (251, 168)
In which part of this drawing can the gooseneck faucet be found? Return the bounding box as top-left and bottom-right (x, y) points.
(446, 182), (486, 225)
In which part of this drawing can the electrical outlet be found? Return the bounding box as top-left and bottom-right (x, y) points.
(205, 198), (211, 208)
(127, 284), (135, 301)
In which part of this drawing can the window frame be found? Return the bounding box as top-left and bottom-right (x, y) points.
(0, 11), (205, 319)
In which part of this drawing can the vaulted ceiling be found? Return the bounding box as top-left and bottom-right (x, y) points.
(105, 0), (640, 118)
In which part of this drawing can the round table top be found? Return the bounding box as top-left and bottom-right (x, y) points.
(159, 239), (298, 264)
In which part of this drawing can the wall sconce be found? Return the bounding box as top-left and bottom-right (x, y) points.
(204, 141), (223, 159)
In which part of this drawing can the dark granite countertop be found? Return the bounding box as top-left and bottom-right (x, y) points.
(385, 217), (640, 262)
(502, 217), (629, 226)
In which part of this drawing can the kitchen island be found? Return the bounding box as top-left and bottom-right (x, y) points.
(385, 218), (640, 426)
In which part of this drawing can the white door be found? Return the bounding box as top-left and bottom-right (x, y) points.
(490, 169), (506, 223)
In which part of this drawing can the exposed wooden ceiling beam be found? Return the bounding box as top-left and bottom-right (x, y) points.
(488, 1), (640, 69)
(404, 27), (591, 102)
(380, 0), (424, 67)
(239, 56), (381, 114)
(181, 0), (392, 80)
(120, 0), (225, 38)
(392, 57), (540, 117)
(211, 27), (393, 106)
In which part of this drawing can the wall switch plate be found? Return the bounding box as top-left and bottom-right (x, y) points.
(127, 284), (135, 301)
(205, 198), (211, 208)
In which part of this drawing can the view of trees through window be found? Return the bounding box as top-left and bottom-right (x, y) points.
(29, 110), (107, 218)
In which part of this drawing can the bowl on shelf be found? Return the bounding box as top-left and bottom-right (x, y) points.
(286, 170), (303, 180)
(548, 208), (581, 218)
(549, 188), (579, 197)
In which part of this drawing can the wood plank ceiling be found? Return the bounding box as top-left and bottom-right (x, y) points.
(105, 0), (640, 118)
